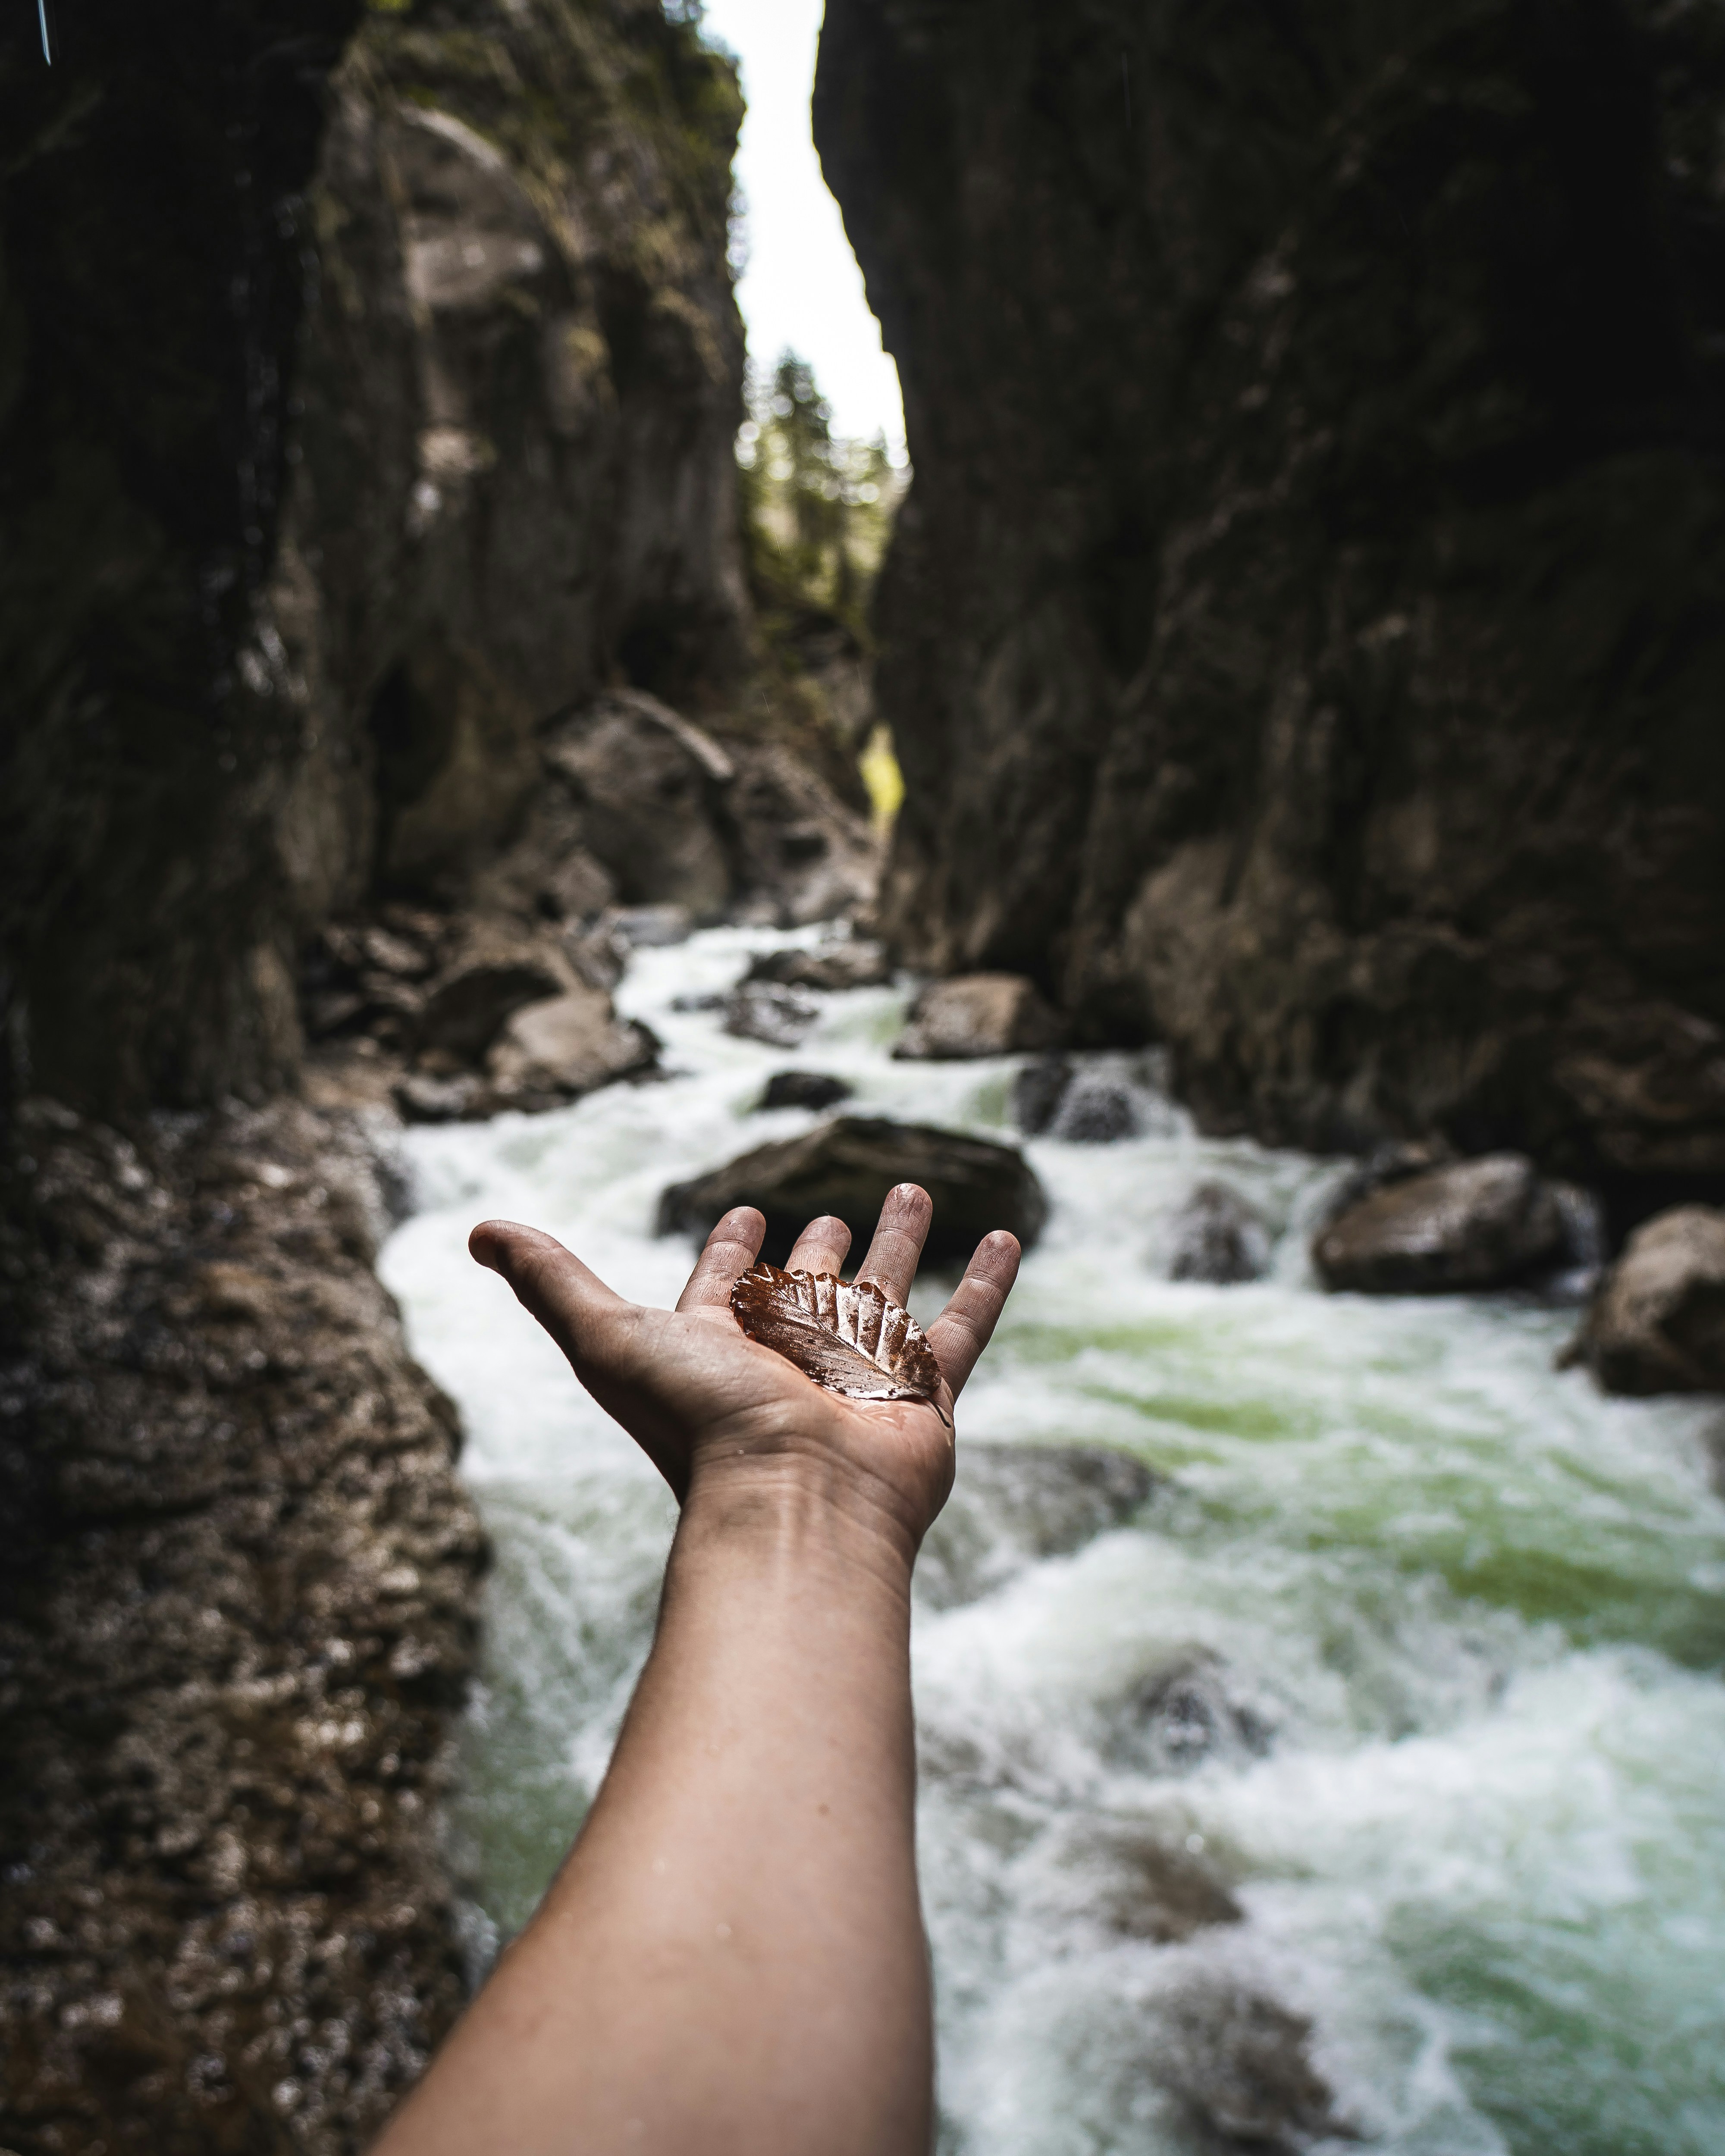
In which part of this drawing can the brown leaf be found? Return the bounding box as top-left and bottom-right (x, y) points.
(730, 1260), (947, 1417)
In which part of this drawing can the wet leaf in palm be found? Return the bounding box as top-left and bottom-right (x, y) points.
(730, 1259), (946, 1414)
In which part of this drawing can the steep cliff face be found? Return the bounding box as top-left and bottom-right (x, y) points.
(0, 0), (361, 1116)
(816, 0), (1725, 1195)
(275, 0), (753, 920)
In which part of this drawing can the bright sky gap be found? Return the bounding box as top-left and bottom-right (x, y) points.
(700, 0), (906, 457)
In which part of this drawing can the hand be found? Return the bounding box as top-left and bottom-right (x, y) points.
(469, 1187), (1021, 1560)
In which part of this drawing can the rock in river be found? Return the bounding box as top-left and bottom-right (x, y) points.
(724, 981), (819, 1049)
(487, 988), (656, 1108)
(1167, 1181), (1272, 1284)
(917, 1441), (1154, 1610)
(658, 1115), (1048, 1267)
(1564, 1204), (1725, 1395)
(1314, 1153), (1565, 1294)
(415, 924), (569, 1060)
(757, 1070), (855, 1112)
(894, 973), (1065, 1060)
(746, 940), (892, 991)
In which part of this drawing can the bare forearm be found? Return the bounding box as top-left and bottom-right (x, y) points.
(375, 1459), (932, 2156)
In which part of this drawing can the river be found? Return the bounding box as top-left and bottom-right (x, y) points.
(378, 924), (1725, 2156)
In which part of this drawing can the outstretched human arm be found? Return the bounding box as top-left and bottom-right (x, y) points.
(371, 1185), (1021, 2156)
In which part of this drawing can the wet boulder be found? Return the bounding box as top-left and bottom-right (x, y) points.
(544, 690), (736, 921)
(1563, 1204), (1725, 1395)
(917, 1442), (1154, 1609)
(1313, 1153), (1565, 1294)
(756, 1071), (855, 1112)
(1051, 1068), (1141, 1143)
(724, 740), (880, 927)
(723, 981), (819, 1049)
(746, 939), (892, 991)
(893, 973), (1065, 1060)
(1012, 1053), (1073, 1134)
(1167, 1182), (1272, 1284)
(657, 1114), (1048, 1266)
(486, 987), (656, 1107)
(415, 925), (570, 1060)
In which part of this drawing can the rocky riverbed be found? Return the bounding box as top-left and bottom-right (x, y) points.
(381, 926), (1725, 2156)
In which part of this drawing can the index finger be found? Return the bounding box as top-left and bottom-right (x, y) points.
(924, 1230), (1022, 1401)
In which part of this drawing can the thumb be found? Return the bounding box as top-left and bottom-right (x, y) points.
(469, 1219), (634, 1373)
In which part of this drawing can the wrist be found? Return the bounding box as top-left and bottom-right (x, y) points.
(676, 1443), (920, 1604)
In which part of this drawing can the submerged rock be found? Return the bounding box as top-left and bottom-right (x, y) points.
(1110, 1651), (1276, 1777)
(1563, 1204), (1725, 1395)
(757, 1070), (856, 1112)
(1147, 1980), (1346, 2153)
(1027, 1820), (1243, 1946)
(1314, 1153), (1565, 1294)
(1167, 1182), (1273, 1284)
(658, 1115), (1048, 1266)
(917, 1442), (1154, 1609)
(894, 973), (1066, 1060)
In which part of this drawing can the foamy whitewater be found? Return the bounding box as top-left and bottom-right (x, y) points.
(379, 925), (1725, 2155)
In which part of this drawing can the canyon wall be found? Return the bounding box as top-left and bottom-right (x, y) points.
(0, 1), (753, 2146)
(817, 0), (1725, 1203)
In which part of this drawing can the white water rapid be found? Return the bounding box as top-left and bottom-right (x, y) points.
(379, 925), (1725, 2156)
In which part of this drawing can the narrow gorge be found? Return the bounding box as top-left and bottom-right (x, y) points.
(3, 0), (1723, 2151)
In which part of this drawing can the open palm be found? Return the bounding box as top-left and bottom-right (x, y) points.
(470, 1185), (1022, 1549)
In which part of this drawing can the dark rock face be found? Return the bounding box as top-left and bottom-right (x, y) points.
(1565, 1203), (1725, 1394)
(816, 0), (1725, 1193)
(1, 0), (363, 1115)
(1314, 1152), (1566, 1293)
(0, 1100), (485, 2153)
(658, 1115), (1048, 1266)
